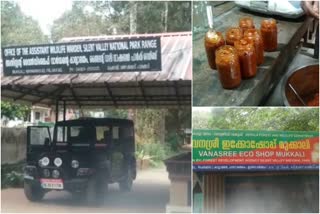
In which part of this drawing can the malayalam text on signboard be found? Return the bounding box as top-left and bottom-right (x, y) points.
(193, 129), (319, 171)
(2, 37), (162, 75)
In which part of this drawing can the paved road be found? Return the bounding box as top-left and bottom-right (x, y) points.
(1, 167), (170, 213)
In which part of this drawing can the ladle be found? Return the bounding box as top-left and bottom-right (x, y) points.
(206, 5), (214, 30)
(288, 83), (307, 106)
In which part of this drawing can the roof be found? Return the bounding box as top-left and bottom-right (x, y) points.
(55, 117), (133, 126)
(1, 32), (192, 108)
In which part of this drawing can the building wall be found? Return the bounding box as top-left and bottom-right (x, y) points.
(201, 171), (319, 213)
(169, 180), (189, 206)
(1, 127), (27, 164)
(203, 173), (224, 213)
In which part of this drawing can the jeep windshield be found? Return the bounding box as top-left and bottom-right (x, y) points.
(53, 123), (116, 148)
(54, 125), (96, 147)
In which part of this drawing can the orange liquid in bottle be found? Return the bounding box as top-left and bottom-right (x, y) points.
(215, 45), (242, 89)
(204, 31), (225, 69)
(244, 29), (264, 65)
(225, 27), (243, 46)
(261, 19), (277, 51)
(234, 38), (257, 79)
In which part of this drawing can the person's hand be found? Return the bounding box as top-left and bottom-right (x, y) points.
(301, 1), (319, 19)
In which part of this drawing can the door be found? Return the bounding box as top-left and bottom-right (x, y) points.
(26, 126), (51, 163)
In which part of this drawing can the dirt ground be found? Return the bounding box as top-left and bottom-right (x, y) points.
(1, 167), (170, 213)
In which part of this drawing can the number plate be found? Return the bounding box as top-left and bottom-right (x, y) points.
(40, 179), (64, 189)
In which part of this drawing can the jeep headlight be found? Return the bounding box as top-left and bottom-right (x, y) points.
(54, 157), (63, 167)
(71, 160), (79, 168)
(38, 157), (50, 167)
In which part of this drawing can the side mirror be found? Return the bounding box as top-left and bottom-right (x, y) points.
(44, 137), (50, 146)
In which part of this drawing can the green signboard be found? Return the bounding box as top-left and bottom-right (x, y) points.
(193, 129), (319, 171)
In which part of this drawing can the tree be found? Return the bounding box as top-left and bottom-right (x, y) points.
(1, 101), (30, 121)
(1, 1), (48, 46)
(103, 109), (128, 119)
(193, 108), (319, 132)
(1, 1), (47, 122)
(50, 1), (191, 42)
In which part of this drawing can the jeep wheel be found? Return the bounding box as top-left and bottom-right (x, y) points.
(24, 181), (45, 202)
(119, 169), (133, 192)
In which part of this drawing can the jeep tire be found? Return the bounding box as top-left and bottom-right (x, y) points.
(119, 168), (133, 192)
(24, 181), (45, 202)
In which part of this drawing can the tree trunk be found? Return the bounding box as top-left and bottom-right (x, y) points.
(129, 2), (137, 34)
(163, 2), (168, 32)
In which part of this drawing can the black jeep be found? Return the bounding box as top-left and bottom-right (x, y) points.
(23, 118), (136, 204)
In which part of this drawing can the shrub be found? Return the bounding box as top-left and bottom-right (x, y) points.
(1, 161), (24, 189)
(136, 143), (173, 167)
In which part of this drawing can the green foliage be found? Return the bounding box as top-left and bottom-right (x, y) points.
(1, 1), (48, 46)
(165, 108), (192, 151)
(134, 109), (167, 145)
(134, 108), (191, 152)
(1, 101), (30, 121)
(193, 108), (319, 132)
(50, 1), (113, 42)
(1, 162), (24, 189)
(166, 131), (183, 151)
(167, 1), (192, 32)
(136, 143), (172, 166)
(2, 171), (24, 188)
(103, 109), (128, 119)
(50, 1), (191, 42)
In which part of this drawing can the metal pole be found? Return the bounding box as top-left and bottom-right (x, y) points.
(63, 100), (66, 121)
(55, 100), (59, 123)
(314, 25), (319, 59)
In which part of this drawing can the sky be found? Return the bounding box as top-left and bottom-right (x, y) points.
(16, 0), (73, 35)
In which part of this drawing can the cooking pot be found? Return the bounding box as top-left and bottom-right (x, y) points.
(282, 63), (319, 106)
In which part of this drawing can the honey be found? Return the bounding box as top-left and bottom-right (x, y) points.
(225, 27), (243, 46)
(244, 29), (264, 65)
(215, 45), (242, 89)
(239, 17), (255, 32)
(234, 38), (257, 79)
(204, 30), (225, 69)
(261, 19), (278, 51)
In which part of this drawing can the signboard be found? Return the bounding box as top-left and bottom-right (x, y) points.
(193, 129), (319, 171)
(2, 37), (161, 76)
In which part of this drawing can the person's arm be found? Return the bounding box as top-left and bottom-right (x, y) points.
(301, 1), (319, 19)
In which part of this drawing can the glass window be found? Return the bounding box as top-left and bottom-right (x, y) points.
(70, 126), (82, 137)
(113, 126), (119, 140)
(30, 127), (50, 145)
(35, 112), (41, 120)
(96, 126), (110, 143)
(69, 126), (90, 144)
(56, 126), (67, 142)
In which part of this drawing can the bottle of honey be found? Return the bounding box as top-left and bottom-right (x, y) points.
(260, 19), (277, 51)
(234, 38), (257, 79)
(225, 27), (243, 46)
(239, 17), (255, 32)
(215, 45), (242, 89)
(204, 30), (225, 70)
(244, 29), (264, 65)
